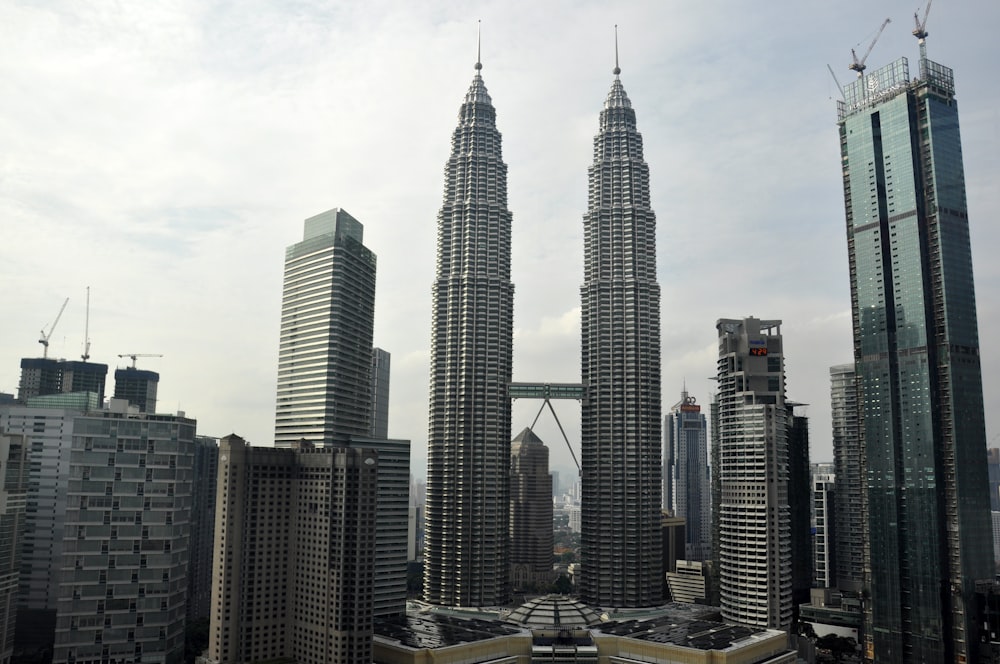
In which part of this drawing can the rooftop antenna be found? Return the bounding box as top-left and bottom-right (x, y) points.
(913, 0), (933, 61)
(39, 297), (69, 359)
(613, 24), (621, 77)
(849, 17), (891, 78)
(81, 286), (91, 361)
(475, 20), (482, 72)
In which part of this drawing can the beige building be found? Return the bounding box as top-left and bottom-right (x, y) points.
(204, 435), (378, 664)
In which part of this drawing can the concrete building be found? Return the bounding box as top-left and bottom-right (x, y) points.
(811, 464), (837, 588)
(837, 31), (993, 661)
(579, 56), (662, 609)
(53, 401), (196, 664)
(0, 433), (28, 664)
(18, 358), (108, 403)
(509, 428), (553, 591)
(714, 318), (791, 629)
(787, 408), (812, 612)
(830, 363), (863, 595)
(205, 436), (379, 664)
(370, 347), (390, 439)
(664, 389), (711, 561)
(665, 560), (711, 605)
(186, 435), (218, 623)
(661, 514), (686, 602)
(112, 367), (159, 414)
(274, 208), (377, 447)
(424, 54), (515, 607)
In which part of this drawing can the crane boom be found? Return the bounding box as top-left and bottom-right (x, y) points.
(39, 297), (69, 358)
(118, 353), (163, 369)
(913, 0), (933, 40)
(849, 17), (891, 77)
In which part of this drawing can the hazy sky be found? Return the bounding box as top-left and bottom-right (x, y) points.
(2, 1), (998, 479)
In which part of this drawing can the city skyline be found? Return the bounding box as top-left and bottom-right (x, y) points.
(2, 2), (999, 476)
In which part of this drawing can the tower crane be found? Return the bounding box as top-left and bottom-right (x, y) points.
(81, 286), (92, 361)
(39, 297), (69, 358)
(849, 17), (891, 78)
(118, 353), (163, 369)
(913, 0), (933, 61)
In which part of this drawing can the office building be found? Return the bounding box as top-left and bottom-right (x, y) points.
(423, 54), (515, 607)
(54, 401), (196, 664)
(666, 560), (711, 605)
(664, 389), (711, 561)
(579, 56), (663, 608)
(274, 208), (377, 447)
(811, 465), (837, 589)
(714, 318), (791, 630)
(837, 33), (993, 661)
(661, 514), (686, 601)
(988, 448), (1000, 512)
(830, 363), (863, 594)
(0, 433), (27, 664)
(370, 347), (390, 439)
(206, 436), (379, 664)
(509, 428), (553, 591)
(112, 367), (159, 413)
(18, 358), (108, 403)
(187, 435), (218, 623)
(787, 408), (812, 611)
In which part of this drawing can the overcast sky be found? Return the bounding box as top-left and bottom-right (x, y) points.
(2, 0), (998, 480)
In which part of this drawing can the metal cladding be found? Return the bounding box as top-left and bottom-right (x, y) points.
(579, 70), (663, 608)
(423, 63), (514, 607)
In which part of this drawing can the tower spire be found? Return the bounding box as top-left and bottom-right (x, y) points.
(613, 24), (621, 76)
(475, 20), (482, 71)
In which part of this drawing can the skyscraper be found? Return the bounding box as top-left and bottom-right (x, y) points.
(837, 34), (992, 662)
(423, 54), (514, 607)
(0, 432), (27, 664)
(830, 364), (863, 594)
(579, 55), (662, 608)
(715, 317), (791, 630)
(664, 389), (711, 561)
(274, 208), (377, 447)
(369, 347), (390, 439)
(509, 427), (553, 591)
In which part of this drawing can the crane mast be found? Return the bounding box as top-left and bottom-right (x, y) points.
(849, 17), (892, 78)
(39, 297), (69, 359)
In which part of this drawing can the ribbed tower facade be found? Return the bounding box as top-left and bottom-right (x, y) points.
(579, 64), (663, 608)
(838, 40), (993, 661)
(424, 58), (514, 607)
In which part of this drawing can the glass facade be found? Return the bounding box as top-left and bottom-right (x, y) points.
(839, 55), (993, 663)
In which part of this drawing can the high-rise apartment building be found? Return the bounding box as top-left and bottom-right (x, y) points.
(369, 347), (390, 439)
(787, 408), (812, 611)
(714, 317), (791, 630)
(829, 364), (863, 594)
(423, 55), (514, 607)
(0, 433), (27, 664)
(664, 390), (711, 561)
(579, 59), (663, 608)
(811, 464), (836, 589)
(112, 367), (159, 413)
(274, 208), (377, 447)
(18, 358), (108, 403)
(206, 436), (378, 664)
(837, 34), (993, 661)
(54, 402), (196, 664)
(187, 435), (218, 623)
(509, 428), (553, 591)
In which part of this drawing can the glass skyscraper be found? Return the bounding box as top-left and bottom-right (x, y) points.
(838, 41), (992, 662)
(423, 56), (514, 607)
(274, 208), (376, 447)
(664, 389), (710, 562)
(579, 61), (663, 608)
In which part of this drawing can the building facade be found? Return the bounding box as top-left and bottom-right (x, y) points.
(829, 364), (863, 595)
(509, 428), (553, 591)
(664, 390), (711, 561)
(112, 367), (159, 414)
(837, 41), (993, 661)
(787, 409), (812, 612)
(18, 358), (108, 404)
(0, 433), (28, 664)
(274, 208), (377, 447)
(714, 318), (791, 630)
(187, 435), (218, 623)
(811, 464), (836, 589)
(369, 348), (390, 439)
(423, 56), (514, 607)
(579, 61), (663, 608)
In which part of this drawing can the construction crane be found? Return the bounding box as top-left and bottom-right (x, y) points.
(913, 0), (933, 60)
(849, 17), (891, 78)
(118, 353), (163, 369)
(827, 63), (847, 101)
(81, 286), (92, 361)
(39, 297), (69, 358)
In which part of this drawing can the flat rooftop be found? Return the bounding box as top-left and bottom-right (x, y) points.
(374, 613), (523, 650)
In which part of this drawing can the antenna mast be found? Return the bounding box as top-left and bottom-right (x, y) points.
(81, 286), (91, 361)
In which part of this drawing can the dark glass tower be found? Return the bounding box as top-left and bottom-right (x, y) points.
(423, 56), (514, 607)
(838, 41), (992, 661)
(579, 60), (662, 607)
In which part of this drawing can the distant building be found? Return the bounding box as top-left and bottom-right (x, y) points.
(510, 428), (554, 591)
(112, 366), (159, 413)
(187, 435), (219, 623)
(274, 208), (376, 447)
(661, 514), (686, 601)
(664, 389), (711, 561)
(0, 433), (28, 664)
(988, 448), (1000, 512)
(830, 363), (863, 594)
(715, 317), (791, 629)
(370, 348), (390, 439)
(666, 560), (711, 605)
(18, 358), (108, 403)
(787, 408), (812, 611)
(811, 464), (837, 588)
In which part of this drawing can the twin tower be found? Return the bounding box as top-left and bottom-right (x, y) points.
(424, 51), (663, 608)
